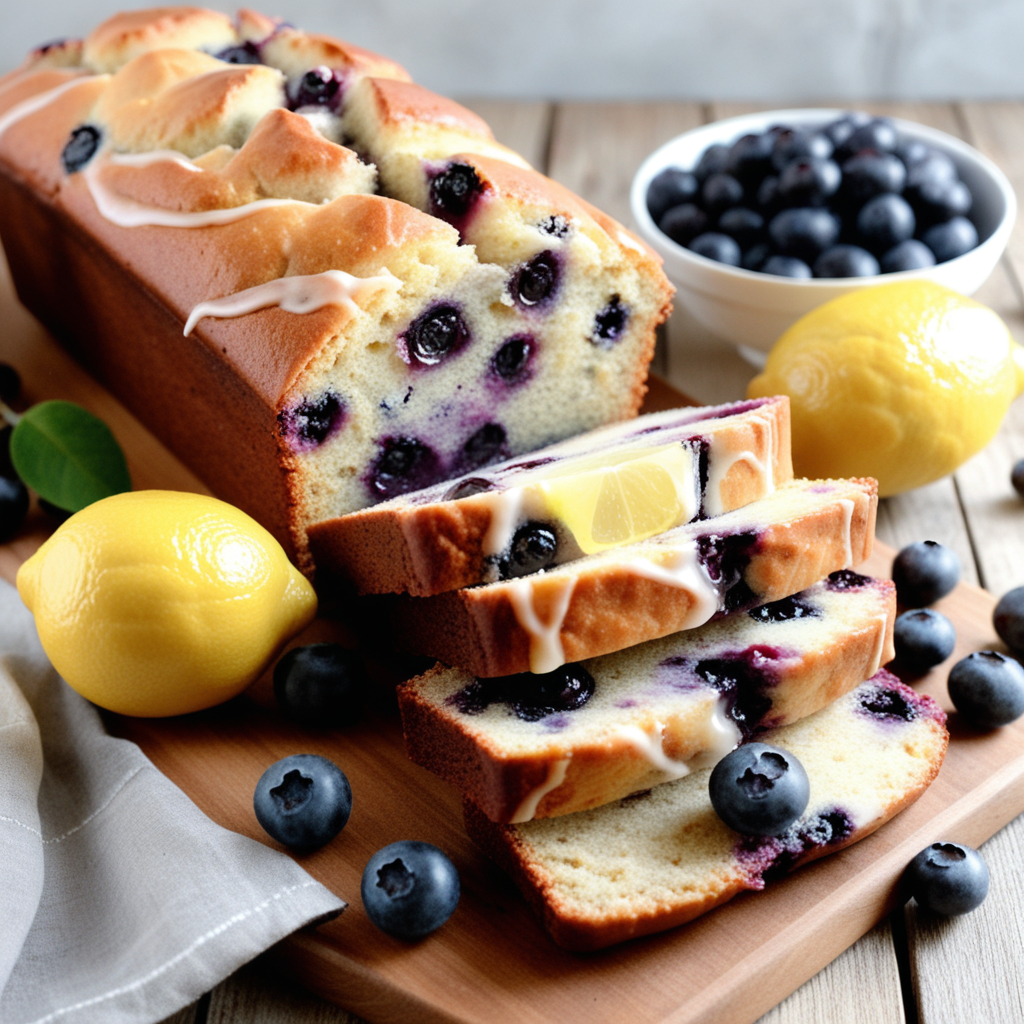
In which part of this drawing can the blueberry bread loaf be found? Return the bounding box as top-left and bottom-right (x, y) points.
(309, 396), (791, 595)
(399, 571), (895, 822)
(0, 7), (672, 572)
(465, 672), (948, 950)
(395, 476), (878, 676)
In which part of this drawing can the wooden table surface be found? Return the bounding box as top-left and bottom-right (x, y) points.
(6, 98), (1024, 1024)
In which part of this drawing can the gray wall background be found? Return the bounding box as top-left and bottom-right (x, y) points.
(6, 0), (1024, 100)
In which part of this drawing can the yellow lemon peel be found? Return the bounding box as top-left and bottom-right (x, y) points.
(17, 490), (317, 717)
(747, 281), (1024, 496)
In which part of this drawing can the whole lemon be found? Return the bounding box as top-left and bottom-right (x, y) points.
(17, 490), (317, 717)
(747, 281), (1024, 495)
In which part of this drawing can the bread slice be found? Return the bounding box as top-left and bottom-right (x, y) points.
(465, 671), (947, 951)
(309, 396), (791, 595)
(400, 571), (895, 822)
(394, 477), (878, 676)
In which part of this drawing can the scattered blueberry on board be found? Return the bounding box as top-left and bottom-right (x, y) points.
(993, 586), (1024, 654)
(361, 840), (460, 939)
(905, 841), (989, 916)
(273, 643), (366, 728)
(891, 540), (961, 606)
(253, 753), (352, 853)
(892, 608), (957, 672)
(708, 742), (810, 836)
(947, 651), (1024, 729)
(647, 114), (980, 277)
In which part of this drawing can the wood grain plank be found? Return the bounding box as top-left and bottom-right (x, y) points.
(907, 816), (1024, 1024)
(756, 922), (905, 1024)
(157, 1004), (202, 1024)
(454, 99), (552, 172)
(206, 958), (365, 1024)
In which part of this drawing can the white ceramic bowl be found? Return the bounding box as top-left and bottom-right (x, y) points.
(630, 109), (1017, 355)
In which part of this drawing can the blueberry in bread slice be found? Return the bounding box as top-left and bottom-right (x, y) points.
(394, 476), (878, 676)
(399, 571), (895, 822)
(309, 396), (791, 595)
(464, 671), (948, 951)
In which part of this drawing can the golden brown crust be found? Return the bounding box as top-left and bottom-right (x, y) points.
(395, 479), (879, 676)
(259, 28), (412, 83)
(364, 78), (495, 138)
(309, 397), (792, 596)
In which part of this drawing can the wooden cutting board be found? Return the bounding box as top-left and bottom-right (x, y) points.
(1, 266), (1022, 1024)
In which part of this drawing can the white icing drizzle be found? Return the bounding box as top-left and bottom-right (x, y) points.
(869, 612), (891, 675)
(0, 74), (96, 140)
(480, 488), (525, 559)
(703, 410), (774, 518)
(617, 230), (646, 254)
(82, 149), (314, 228)
(507, 576), (577, 674)
(510, 757), (571, 823)
(614, 722), (692, 780)
(838, 497), (855, 566)
(702, 700), (744, 764)
(622, 543), (720, 628)
(182, 269), (401, 336)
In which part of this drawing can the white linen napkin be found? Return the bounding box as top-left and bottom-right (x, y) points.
(0, 579), (345, 1024)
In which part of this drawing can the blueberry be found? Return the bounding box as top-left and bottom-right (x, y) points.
(694, 143), (730, 182)
(768, 207), (839, 262)
(273, 644), (366, 727)
(429, 162), (484, 221)
(502, 521), (558, 578)
(709, 742), (810, 837)
(840, 152), (907, 205)
(512, 251), (560, 307)
(856, 193), (915, 253)
(893, 608), (957, 671)
(993, 586), (1024, 653)
(701, 173), (744, 217)
(823, 112), (872, 148)
(947, 651), (1024, 728)
(688, 232), (741, 266)
(442, 476), (495, 501)
(897, 138), (932, 168)
(0, 363), (21, 404)
(755, 175), (781, 215)
(771, 129), (834, 172)
(905, 842), (989, 916)
(361, 840), (460, 939)
(776, 158), (841, 207)
(289, 66), (341, 108)
(253, 754), (352, 853)
(741, 242), (772, 271)
(725, 132), (775, 188)
(492, 335), (534, 382)
(506, 663), (596, 721)
(762, 254), (813, 278)
(61, 125), (102, 174)
(827, 568), (873, 590)
(906, 152), (958, 193)
(836, 117), (898, 159)
(1012, 458), (1024, 497)
(459, 423), (507, 472)
(922, 217), (978, 262)
(813, 244), (880, 278)
(880, 239), (936, 273)
(538, 214), (570, 238)
(747, 594), (819, 623)
(717, 207), (765, 249)
(892, 540), (961, 605)
(402, 304), (469, 366)
(859, 683), (916, 722)
(912, 178), (972, 225)
(370, 437), (440, 498)
(591, 296), (629, 347)
(646, 167), (700, 222)
(215, 42), (262, 64)
(278, 391), (346, 450)
(659, 203), (709, 247)
(0, 475), (29, 542)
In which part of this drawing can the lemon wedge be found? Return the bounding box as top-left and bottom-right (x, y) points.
(538, 444), (696, 553)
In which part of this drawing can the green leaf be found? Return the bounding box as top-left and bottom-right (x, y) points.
(10, 400), (131, 512)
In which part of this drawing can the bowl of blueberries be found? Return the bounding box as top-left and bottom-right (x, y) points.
(630, 109), (1016, 355)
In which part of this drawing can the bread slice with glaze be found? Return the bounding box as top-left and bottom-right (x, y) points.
(309, 396), (791, 596)
(395, 476), (878, 676)
(400, 571), (895, 822)
(465, 671), (947, 951)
